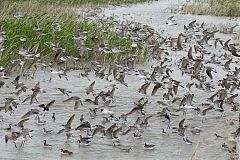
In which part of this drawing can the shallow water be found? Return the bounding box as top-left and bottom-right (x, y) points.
(1, 0), (240, 160)
(101, 0), (240, 38)
(0, 60), (239, 160)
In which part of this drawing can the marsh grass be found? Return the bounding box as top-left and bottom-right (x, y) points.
(180, 0), (240, 17)
(0, 15), (134, 65)
(0, 0), (151, 66)
(2, 0), (151, 6)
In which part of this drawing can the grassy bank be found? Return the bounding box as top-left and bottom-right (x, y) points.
(0, 0), (151, 6)
(0, 0), (152, 67)
(180, 0), (240, 17)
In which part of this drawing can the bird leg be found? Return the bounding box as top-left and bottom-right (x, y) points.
(13, 141), (17, 148)
(21, 140), (25, 147)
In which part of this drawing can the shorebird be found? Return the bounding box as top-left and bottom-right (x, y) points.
(151, 82), (163, 96)
(13, 12), (24, 19)
(139, 82), (151, 95)
(177, 33), (183, 50)
(36, 116), (46, 125)
(133, 132), (142, 139)
(21, 109), (40, 119)
(43, 140), (52, 148)
(75, 121), (91, 131)
(104, 123), (117, 139)
(63, 96), (83, 109)
(57, 88), (72, 96)
(12, 84), (27, 98)
(5, 132), (22, 148)
(63, 96), (81, 103)
(60, 149), (73, 155)
(172, 118), (187, 136)
(223, 39), (231, 51)
(29, 89), (40, 105)
(78, 135), (91, 145)
(43, 128), (53, 134)
(197, 105), (214, 122)
(205, 67), (216, 80)
(92, 125), (105, 137)
(39, 100), (55, 112)
(116, 71), (128, 87)
(86, 80), (95, 95)
(224, 58), (232, 70)
(156, 107), (170, 117)
(166, 16), (177, 26)
(144, 143), (155, 150)
(16, 118), (30, 128)
(231, 127), (240, 138)
(229, 44), (240, 57)
(85, 95), (100, 105)
(57, 114), (75, 134)
(113, 143), (132, 152)
(187, 20), (196, 30)
(52, 23), (61, 33)
(3, 97), (17, 113)
(52, 113), (56, 121)
(163, 112), (171, 129)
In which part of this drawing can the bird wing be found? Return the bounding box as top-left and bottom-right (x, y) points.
(188, 20), (196, 29)
(144, 115), (153, 123)
(167, 16), (174, 21)
(177, 33), (182, 50)
(206, 68), (213, 79)
(63, 96), (79, 102)
(18, 118), (30, 126)
(202, 107), (213, 115)
(89, 81), (95, 90)
(22, 95), (31, 103)
(224, 39), (231, 48)
(57, 129), (65, 134)
(178, 118), (185, 129)
(151, 83), (161, 96)
(30, 90), (38, 105)
(187, 47), (193, 60)
(74, 100), (81, 110)
(66, 114), (75, 128)
(224, 58), (232, 70)
(106, 123), (117, 133)
(46, 100), (55, 109)
(21, 111), (33, 119)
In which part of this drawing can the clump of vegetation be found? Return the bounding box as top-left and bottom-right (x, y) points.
(180, 0), (240, 17)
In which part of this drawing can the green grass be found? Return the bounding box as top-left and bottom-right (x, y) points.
(0, 0), (151, 6)
(180, 0), (240, 17)
(0, 0), (153, 67)
(0, 15), (136, 65)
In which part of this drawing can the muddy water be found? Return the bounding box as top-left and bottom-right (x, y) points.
(0, 1), (240, 160)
